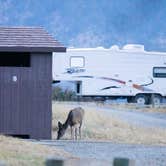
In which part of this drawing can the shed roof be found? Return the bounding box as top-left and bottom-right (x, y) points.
(0, 27), (66, 52)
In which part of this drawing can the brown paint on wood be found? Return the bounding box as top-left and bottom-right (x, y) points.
(0, 53), (52, 139)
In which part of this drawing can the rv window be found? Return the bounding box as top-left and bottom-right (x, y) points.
(153, 67), (166, 78)
(70, 56), (84, 67)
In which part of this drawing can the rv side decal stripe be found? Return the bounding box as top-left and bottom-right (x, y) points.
(74, 75), (153, 92)
(74, 76), (94, 78)
(140, 78), (154, 87)
(132, 84), (153, 91)
(101, 86), (120, 90)
(99, 77), (126, 84)
(132, 84), (144, 91)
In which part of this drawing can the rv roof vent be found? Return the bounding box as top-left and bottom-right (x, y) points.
(123, 44), (144, 52)
(110, 45), (119, 51)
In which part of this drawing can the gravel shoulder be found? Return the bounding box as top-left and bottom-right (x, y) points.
(38, 140), (166, 166)
(71, 103), (166, 129)
(49, 103), (166, 165)
(101, 107), (166, 128)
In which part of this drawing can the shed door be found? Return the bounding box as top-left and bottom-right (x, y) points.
(0, 52), (31, 135)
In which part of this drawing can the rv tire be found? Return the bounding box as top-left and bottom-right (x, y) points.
(134, 94), (149, 105)
(151, 94), (162, 105)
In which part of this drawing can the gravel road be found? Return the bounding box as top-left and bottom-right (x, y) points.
(77, 104), (166, 129)
(38, 140), (166, 166)
(102, 107), (166, 128)
(45, 103), (166, 165)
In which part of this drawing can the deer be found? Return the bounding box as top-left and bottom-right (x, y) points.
(57, 107), (84, 140)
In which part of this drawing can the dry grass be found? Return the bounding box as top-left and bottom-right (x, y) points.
(0, 135), (73, 166)
(53, 101), (166, 113)
(52, 102), (166, 145)
(105, 103), (166, 113)
(1, 102), (165, 165)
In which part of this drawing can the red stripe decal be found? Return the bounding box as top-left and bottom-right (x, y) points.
(100, 77), (126, 84)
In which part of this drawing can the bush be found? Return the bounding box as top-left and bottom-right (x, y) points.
(52, 87), (77, 101)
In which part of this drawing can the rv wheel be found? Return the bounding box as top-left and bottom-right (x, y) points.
(151, 94), (162, 105)
(134, 94), (148, 105)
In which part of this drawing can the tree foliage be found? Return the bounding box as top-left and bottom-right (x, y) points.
(52, 87), (77, 101)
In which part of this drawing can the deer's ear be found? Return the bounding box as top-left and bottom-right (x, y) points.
(58, 121), (62, 128)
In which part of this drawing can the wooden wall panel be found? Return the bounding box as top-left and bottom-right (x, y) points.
(0, 53), (52, 139)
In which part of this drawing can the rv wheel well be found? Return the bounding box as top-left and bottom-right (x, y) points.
(134, 93), (163, 105)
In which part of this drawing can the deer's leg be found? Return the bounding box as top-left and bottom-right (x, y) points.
(79, 122), (82, 139)
(75, 127), (78, 140)
(71, 126), (74, 140)
(79, 126), (81, 139)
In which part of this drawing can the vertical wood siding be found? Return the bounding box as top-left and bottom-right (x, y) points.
(0, 53), (52, 139)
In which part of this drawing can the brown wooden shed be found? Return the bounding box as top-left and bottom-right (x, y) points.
(0, 27), (66, 139)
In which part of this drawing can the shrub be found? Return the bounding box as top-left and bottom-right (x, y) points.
(52, 87), (77, 101)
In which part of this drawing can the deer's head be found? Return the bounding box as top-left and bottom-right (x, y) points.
(57, 121), (66, 140)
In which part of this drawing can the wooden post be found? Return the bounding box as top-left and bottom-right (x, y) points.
(113, 158), (135, 166)
(45, 158), (64, 166)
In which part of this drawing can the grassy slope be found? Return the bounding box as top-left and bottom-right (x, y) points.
(52, 102), (166, 145)
(0, 135), (72, 166)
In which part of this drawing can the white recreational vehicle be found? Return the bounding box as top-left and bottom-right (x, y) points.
(53, 44), (166, 104)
